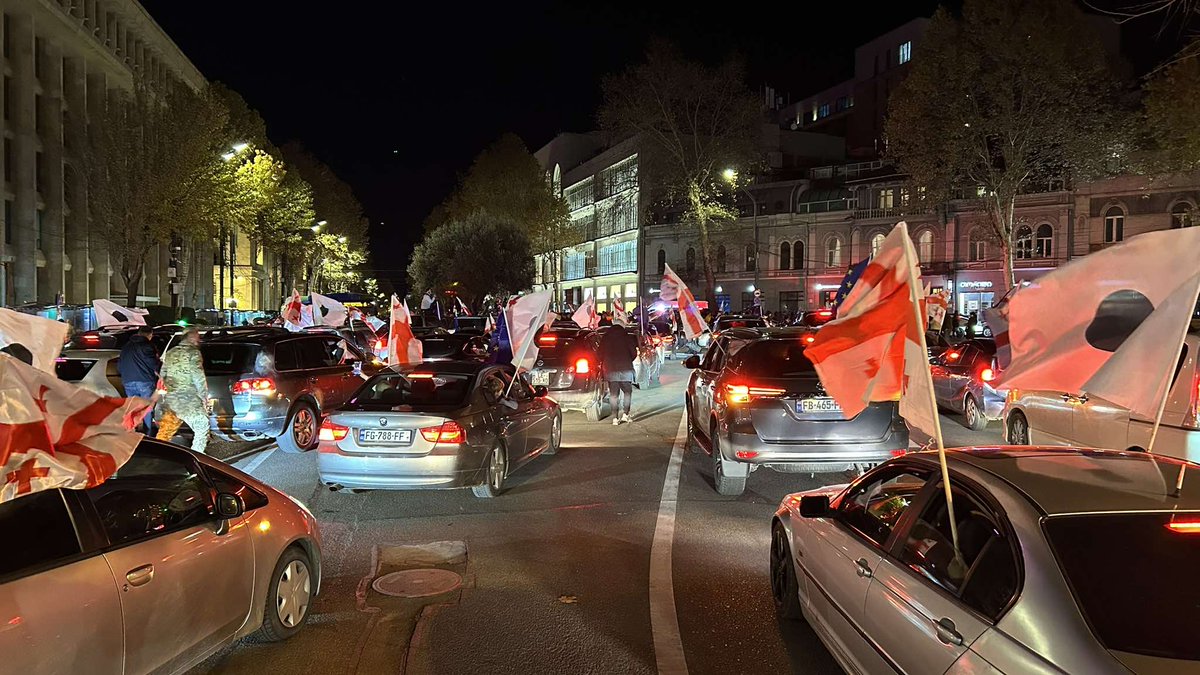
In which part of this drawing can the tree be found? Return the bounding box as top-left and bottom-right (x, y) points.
(84, 82), (231, 306)
(408, 213), (534, 305)
(599, 41), (762, 304)
(1144, 58), (1200, 171)
(280, 142), (368, 246)
(886, 0), (1127, 289)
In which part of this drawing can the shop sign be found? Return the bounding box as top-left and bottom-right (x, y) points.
(958, 280), (993, 290)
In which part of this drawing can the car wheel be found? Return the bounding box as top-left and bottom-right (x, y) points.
(585, 382), (607, 422)
(472, 445), (507, 498)
(277, 403), (319, 453)
(1007, 411), (1029, 445)
(711, 431), (746, 496)
(963, 395), (988, 431)
(544, 412), (562, 455)
(684, 399), (699, 453)
(255, 547), (313, 642)
(770, 522), (804, 621)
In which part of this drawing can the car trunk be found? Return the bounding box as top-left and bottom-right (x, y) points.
(199, 344), (266, 418)
(327, 408), (460, 455)
(530, 337), (593, 390)
(743, 375), (895, 443)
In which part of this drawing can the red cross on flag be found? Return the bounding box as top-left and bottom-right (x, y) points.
(572, 297), (599, 330)
(282, 288), (303, 326)
(388, 294), (423, 366)
(0, 354), (151, 503)
(662, 264), (709, 340)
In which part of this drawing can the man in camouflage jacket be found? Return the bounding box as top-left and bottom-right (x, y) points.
(155, 328), (211, 454)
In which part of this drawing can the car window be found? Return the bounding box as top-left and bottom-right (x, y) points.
(85, 446), (213, 545)
(899, 482), (1019, 618)
(200, 344), (262, 375)
(354, 372), (474, 407)
(273, 342), (299, 371)
(323, 337), (359, 366)
(734, 340), (816, 377)
(479, 370), (509, 404)
(55, 357), (97, 382)
(294, 338), (332, 369)
(0, 489), (83, 580)
(701, 341), (725, 371)
(203, 466), (269, 512)
(838, 466), (931, 548)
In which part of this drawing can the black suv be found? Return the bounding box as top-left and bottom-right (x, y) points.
(527, 328), (610, 421)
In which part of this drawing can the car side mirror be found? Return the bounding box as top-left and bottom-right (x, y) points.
(683, 355), (701, 369)
(215, 492), (245, 519)
(799, 495), (832, 518)
(534, 385), (549, 398)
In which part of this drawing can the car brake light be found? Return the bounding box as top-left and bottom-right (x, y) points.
(735, 450), (758, 459)
(946, 350), (961, 361)
(1166, 516), (1200, 533)
(574, 357), (590, 374)
(420, 421), (465, 444)
(817, 310), (833, 318)
(724, 383), (784, 404)
(407, 372), (434, 379)
(980, 368), (995, 382)
(318, 421), (349, 442)
(890, 449), (907, 457)
(804, 335), (816, 344)
(537, 335), (557, 346)
(232, 377), (276, 395)
(81, 334), (100, 345)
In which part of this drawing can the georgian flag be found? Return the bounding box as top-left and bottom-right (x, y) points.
(388, 294), (422, 366)
(456, 296), (472, 316)
(282, 288), (303, 326)
(93, 299), (148, 327)
(0, 308), (69, 374)
(311, 293), (348, 327)
(1, 354), (152, 503)
(572, 297), (599, 330)
(662, 264), (709, 340)
(505, 290), (553, 372)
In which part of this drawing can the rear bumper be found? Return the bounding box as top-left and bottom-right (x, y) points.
(546, 386), (599, 412)
(315, 443), (489, 490)
(720, 422), (908, 468)
(210, 412), (287, 441)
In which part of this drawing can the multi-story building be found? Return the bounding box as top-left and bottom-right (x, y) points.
(0, 0), (279, 310)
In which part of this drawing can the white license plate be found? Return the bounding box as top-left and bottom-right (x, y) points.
(358, 428), (413, 445)
(799, 398), (842, 414)
(530, 371), (551, 386)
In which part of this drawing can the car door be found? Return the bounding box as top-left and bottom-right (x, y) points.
(936, 345), (976, 411)
(484, 368), (532, 463)
(0, 489), (123, 675)
(1016, 390), (1078, 445)
(800, 465), (933, 674)
(865, 477), (1020, 675)
(514, 372), (554, 460)
(291, 337), (342, 411)
(86, 444), (255, 675)
(693, 339), (726, 431)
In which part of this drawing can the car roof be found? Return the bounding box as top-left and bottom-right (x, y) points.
(200, 327), (300, 343)
(910, 447), (1200, 515)
(381, 360), (493, 376)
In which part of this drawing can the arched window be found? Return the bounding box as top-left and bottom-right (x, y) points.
(716, 245), (727, 273)
(793, 241), (805, 270)
(685, 247), (696, 273)
(656, 248), (666, 275)
(745, 244), (756, 272)
(870, 232), (886, 258)
(1171, 201), (1195, 229)
(917, 229), (934, 263)
(552, 164), (562, 195)
(969, 228), (988, 262)
(1035, 224), (1053, 258)
(826, 237), (843, 268)
(1014, 225), (1033, 260)
(1104, 207), (1124, 243)
(779, 242), (791, 270)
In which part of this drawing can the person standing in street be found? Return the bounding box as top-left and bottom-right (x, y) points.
(156, 328), (212, 454)
(118, 325), (161, 434)
(599, 317), (639, 425)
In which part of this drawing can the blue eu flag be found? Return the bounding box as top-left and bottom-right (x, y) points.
(833, 257), (871, 309)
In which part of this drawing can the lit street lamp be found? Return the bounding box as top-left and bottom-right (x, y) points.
(724, 168), (759, 310)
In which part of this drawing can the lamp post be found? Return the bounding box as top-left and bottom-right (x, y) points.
(219, 141), (250, 317)
(723, 168), (759, 311)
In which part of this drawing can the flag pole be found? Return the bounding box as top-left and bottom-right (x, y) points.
(1153, 275), (1200, 496)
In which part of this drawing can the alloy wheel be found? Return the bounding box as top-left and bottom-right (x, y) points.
(276, 559), (311, 629)
(551, 415), (562, 449)
(293, 408), (315, 448)
(489, 447), (506, 491)
(1010, 414), (1028, 444)
(770, 528), (789, 604)
(965, 398), (978, 427)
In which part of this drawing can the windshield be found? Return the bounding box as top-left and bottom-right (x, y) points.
(353, 372), (473, 407)
(199, 344), (263, 375)
(718, 318), (764, 330)
(422, 338), (467, 359)
(734, 340), (816, 377)
(1044, 512), (1200, 660)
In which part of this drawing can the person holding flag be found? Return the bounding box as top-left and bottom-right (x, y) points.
(661, 264), (709, 340)
(388, 294), (423, 366)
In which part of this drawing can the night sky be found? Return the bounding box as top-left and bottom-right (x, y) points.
(141, 1), (1176, 291)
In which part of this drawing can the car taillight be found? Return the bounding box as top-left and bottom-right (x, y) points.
(319, 421), (349, 442)
(537, 335), (557, 346)
(817, 310), (833, 318)
(735, 450), (758, 459)
(890, 449), (907, 457)
(81, 334), (100, 346)
(724, 383), (785, 404)
(980, 367), (995, 382)
(574, 357), (590, 374)
(232, 377), (276, 395)
(804, 335), (816, 344)
(421, 421), (465, 444)
(946, 350), (961, 361)
(1166, 515), (1200, 533)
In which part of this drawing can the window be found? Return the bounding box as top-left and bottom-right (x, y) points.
(1171, 202), (1195, 229)
(838, 466), (931, 547)
(835, 96), (848, 112)
(3, 76), (9, 121)
(716, 245), (726, 273)
(779, 291), (804, 310)
(598, 240), (636, 275)
(0, 489), (82, 579)
(878, 188), (894, 209)
(1104, 207), (1124, 243)
(899, 187), (910, 207)
(885, 48), (892, 69)
(968, 229), (987, 262)
(564, 252), (585, 281)
(357, 371), (473, 407)
(34, 37), (43, 80)
(826, 237), (842, 267)
(201, 343), (264, 374)
(3, 137), (11, 182)
(2, 14), (9, 59)
(793, 241), (805, 270)
(35, 209), (42, 248)
(870, 232), (886, 258)
(745, 244), (756, 272)
(293, 337), (333, 368)
(1035, 224), (1053, 258)
(846, 95), (855, 108)
(85, 445), (214, 545)
(35, 152), (44, 193)
(779, 242), (791, 270)
(818, 103), (830, 118)
(685, 247), (696, 273)
(656, 248), (666, 275)
(34, 94), (42, 133)
(899, 41), (912, 64)
(4, 200), (11, 245)
(900, 482), (1018, 619)
(1014, 225), (1033, 260)
(917, 229), (934, 263)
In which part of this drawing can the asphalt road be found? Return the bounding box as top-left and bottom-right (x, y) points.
(192, 361), (1003, 675)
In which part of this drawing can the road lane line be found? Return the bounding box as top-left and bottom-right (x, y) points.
(649, 412), (690, 675)
(238, 447), (276, 476)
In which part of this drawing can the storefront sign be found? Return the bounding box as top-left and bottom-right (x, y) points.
(958, 280), (993, 290)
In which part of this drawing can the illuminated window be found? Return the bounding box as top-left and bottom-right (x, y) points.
(969, 229), (988, 262)
(870, 233), (885, 258)
(917, 229), (934, 262)
(826, 237), (842, 268)
(1014, 225), (1033, 260)
(878, 189), (894, 209)
(899, 41), (912, 64)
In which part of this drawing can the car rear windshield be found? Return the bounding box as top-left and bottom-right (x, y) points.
(1044, 513), (1200, 660)
(422, 338), (465, 359)
(55, 358), (97, 382)
(353, 372), (473, 407)
(734, 340), (816, 377)
(199, 344), (263, 375)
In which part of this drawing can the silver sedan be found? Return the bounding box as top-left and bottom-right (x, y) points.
(0, 438), (322, 675)
(772, 447), (1200, 673)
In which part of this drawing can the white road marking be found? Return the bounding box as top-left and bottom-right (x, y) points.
(649, 412), (690, 675)
(238, 447), (276, 476)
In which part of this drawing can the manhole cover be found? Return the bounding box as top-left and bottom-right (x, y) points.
(372, 568), (462, 598)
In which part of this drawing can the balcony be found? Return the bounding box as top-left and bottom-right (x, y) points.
(853, 206), (903, 220)
(795, 199), (854, 215)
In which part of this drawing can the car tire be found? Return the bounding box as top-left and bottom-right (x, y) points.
(255, 547), (314, 642)
(543, 412), (562, 455)
(963, 395), (988, 432)
(585, 383), (607, 422)
(684, 399), (699, 453)
(472, 445), (507, 498)
(277, 402), (319, 453)
(711, 431), (747, 496)
(1007, 411), (1029, 445)
(770, 522), (804, 621)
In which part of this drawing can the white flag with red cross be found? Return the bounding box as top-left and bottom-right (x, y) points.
(572, 297), (599, 330)
(0, 354), (152, 503)
(282, 288), (303, 326)
(388, 295), (423, 366)
(662, 264), (709, 340)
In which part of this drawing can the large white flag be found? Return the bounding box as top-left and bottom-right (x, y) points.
(311, 293), (348, 327)
(1001, 227), (1200, 417)
(388, 295), (422, 366)
(572, 297), (599, 330)
(0, 308), (69, 374)
(506, 291), (552, 372)
(93, 299), (147, 327)
(662, 264), (709, 339)
(282, 288), (303, 326)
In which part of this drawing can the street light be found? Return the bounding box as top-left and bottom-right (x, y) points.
(724, 167), (760, 311)
(310, 224), (321, 233)
(231, 142), (249, 153)
(317, 220), (327, 226)
(338, 236), (348, 244)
